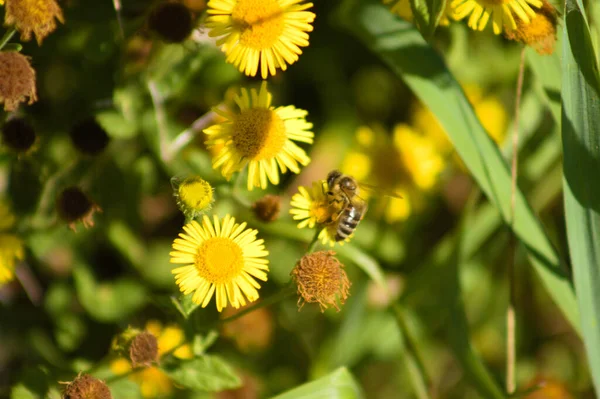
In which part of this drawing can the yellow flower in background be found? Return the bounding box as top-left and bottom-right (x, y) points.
(340, 151), (371, 183)
(110, 321), (192, 398)
(170, 215), (269, 312)
(206, 0), (316, 79)
(4, 0), (64, 44)
(383, 0), (457, 26)
(452, 0), (542, 34)
(0, 201), (16, 231)
(412, 85), (508, 154)
(289, 181), (346, 246)
(0, 234), (24, 284)
(204, 82), (314, 190)
(394, 124), (445, 191)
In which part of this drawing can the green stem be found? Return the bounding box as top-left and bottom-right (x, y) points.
(231, 172), (252, 208)
(0, 28), (17, 52)
(392, 303), (432, 398)
(218, 285), (296, 326)
(306, 228), (322, 253)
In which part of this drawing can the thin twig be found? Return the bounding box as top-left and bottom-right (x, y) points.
(112, 0), (125, 40)
(14, 262), (43, 306)
(147, 81), (171, 163)
(166, 109), (218, 162)
(0, 28), (16, 51)
(507, 46), (526, 395)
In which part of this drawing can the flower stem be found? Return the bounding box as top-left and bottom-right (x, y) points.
(166, 109), (218, 162)
(231, 172), (252, 208)
(306, 228), (322, 253)
(0, 28), (17, 52)
(218, 285), (296, 326)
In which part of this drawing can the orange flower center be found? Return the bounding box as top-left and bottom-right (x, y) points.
(232, 0), (285, 50)
(195, 237), (244, 284)
(232, 108), (287, 161)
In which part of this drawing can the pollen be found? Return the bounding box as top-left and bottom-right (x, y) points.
(291, 251), (351, 312)
(232, 0), (285, 50)
(195, 237), (245, 285)
(232, 108), (287, 161)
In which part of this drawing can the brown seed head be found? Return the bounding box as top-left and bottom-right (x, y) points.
(1, 117), (36, 153)
(56, 187), (101, 231)
(291, 251), (351, 312)
(5, 0), (64, 45)
(252, 195), (281, 223)
(0, 51), (37, 112)
(148, 2), (194, 43)
(504, 0), (558, 55)
(129, 331), (159, 367)
(62, 374), (112, 399)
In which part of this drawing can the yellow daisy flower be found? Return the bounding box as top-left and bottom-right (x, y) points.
(0, 234), (25, 284)
(452, 0), (543, 34)
(170, 214), (269, 312)
(204, 82), (314, 190)
(289, 181), (347, 246)
(205, 0), (316, 78)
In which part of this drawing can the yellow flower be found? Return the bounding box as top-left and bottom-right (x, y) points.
(394, 124), (445, 191)
(289, 180), (344, 246)
(0, 234), (25, 284)
(384, 186), (411, 223)
(204, 82), (314, 190)
(452, 0), (542, 34)
(4, 0), (64, 44)
(504, 0), (558, 55)
(383, 0), (457, 26)
(205, 0), (316, 79)
(340, 150), (371, 183)
(172, 176), (214, 219)
(110, 321), (192, 398)
(170, 214), (269, 312)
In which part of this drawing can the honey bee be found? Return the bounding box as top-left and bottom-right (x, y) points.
(324, 170), (403, 241)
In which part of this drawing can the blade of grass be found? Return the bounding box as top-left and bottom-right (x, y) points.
(336, 0), (580, 333)
(561, 0), (600, 393)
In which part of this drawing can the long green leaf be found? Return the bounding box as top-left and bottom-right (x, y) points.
(337, 0), (580, 333)
(561, 0), (600, 393)
(270, 368), (363, 399)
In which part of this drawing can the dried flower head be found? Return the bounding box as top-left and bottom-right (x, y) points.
(252, 194), (281, 223)
(291, 251), (351, 312)
(70, 118), (110, 156)
(148, 2), (194, 43)
(504, 0), (558, 55)
(5, 0), (64, 44)
(129, 331), (159, 367)
(1, 117), (36, 153)
(62, 374), (112, 399)
(0, 51), (37, 111)
(172, 176), (214, 219)
(56, 187), (101, 231)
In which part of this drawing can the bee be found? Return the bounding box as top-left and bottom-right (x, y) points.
(324, 170), (369, 242)
(324, 170), (403, 241)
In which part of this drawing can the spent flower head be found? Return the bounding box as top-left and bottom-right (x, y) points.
(148, 2), (195, 43)
(170, 214), (269, 311)
(291, 250), (350, 312)
(252, 194), (282, 223)
(0, 51), (37, 112)
(61, 374), (112, 399)
(172, 176), (215, 219)
(1, 117), (37, 153)
(204, 82), (314, 190)
(70, 118), (110, 156)
(206, 0), (316, 78)
(56, 187), (101, 231)
(5, 0), (64, 44)
(452, 0), (543, 34)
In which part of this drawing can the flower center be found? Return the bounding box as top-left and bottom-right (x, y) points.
(232, 108), (287, 160)
(231, 0), (285, 50)
(195, 237), (244, 284)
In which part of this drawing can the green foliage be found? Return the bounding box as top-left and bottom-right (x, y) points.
(271, 368), (363, 399)
(561, 0), (600, 393)
(160, 356), (242, 392)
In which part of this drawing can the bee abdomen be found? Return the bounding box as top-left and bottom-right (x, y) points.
(335, 212), (361, 241)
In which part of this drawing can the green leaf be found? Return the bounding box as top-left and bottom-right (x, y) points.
(337, 244), (386, 289)
(73, 263), (147, 322)
(271, 368), (364, 399)
(561, 0), (600, 393)
(171, 293), (200, 319)
(337, 0), (580, 333)
(160, 355), (241, 392)
(409, 0), (446, 39)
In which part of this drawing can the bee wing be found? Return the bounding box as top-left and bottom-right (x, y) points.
(358, 182), (404, 199)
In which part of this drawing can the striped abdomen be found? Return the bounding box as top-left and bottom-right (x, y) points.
(335, 205), (362, 241)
